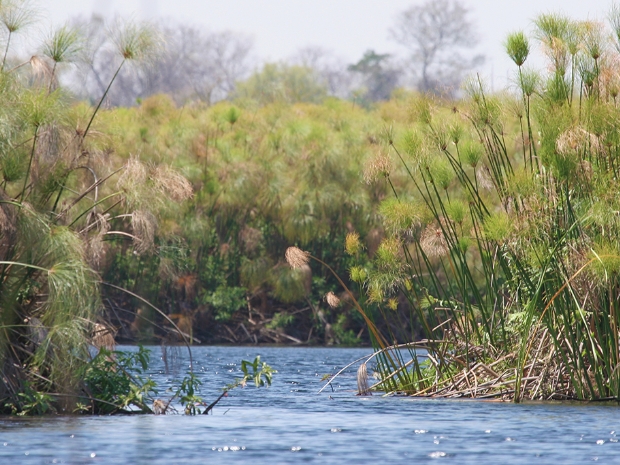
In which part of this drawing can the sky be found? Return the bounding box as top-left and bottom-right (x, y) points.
(35, 0), (616, 90)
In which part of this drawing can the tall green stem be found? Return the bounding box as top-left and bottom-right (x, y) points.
(1, 31), (12, 72)
(19, 125), (39, 202)
(83, 59), (126, 140)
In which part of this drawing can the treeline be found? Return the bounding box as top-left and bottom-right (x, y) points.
(60, 0), (482, 107)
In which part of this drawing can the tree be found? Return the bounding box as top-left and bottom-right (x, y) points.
(348, 49), (400, 103)
(69, 16), (254, 106)
(391, 0), (483, 95)
(290, 46), (353, 98)
(149, 26), (254, 104)
(234, 63), (327, 105)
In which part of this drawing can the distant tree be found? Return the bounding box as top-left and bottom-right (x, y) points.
(234, 63), (327, 105)
(290, 46), (353, 98)
(348, 49), (400, 103)
(69, 16), (254, 106)
(391, 0), (483, 95)
(151, 26), (254, 104)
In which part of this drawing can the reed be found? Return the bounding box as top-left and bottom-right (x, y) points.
(345, 7), (620, 402)
(0, 10), (193, 414)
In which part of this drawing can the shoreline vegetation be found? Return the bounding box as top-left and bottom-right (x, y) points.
(1, 1), (620, 414)
(0, 7), (221, 414)
(313, 10), (620, 403)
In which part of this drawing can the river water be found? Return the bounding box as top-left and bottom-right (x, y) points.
(0, 345), (619, 464)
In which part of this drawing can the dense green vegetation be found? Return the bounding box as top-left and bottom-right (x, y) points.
(96, 94), (402, 346)
(0, 5), (273, 414)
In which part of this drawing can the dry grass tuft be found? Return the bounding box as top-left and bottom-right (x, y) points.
(131, 210), (156, 254)
(152, 399), (166, 415)
(29, 55), (54, 83)
(420, 224), (449, 258)
(85, 213), (110, 268)
(325, 291), (341, 308)
(363, 150), (392, 184)
(239, 226), (263, 253)
(152, 165), (193, 202)
(285, 246), (309, 269)
(356, 362), (371, 396)
(117, 157), (147, 190)
(0, 199), (16, 235)
(475, 165), (494, 191)
(91, 323), (115, 350)
(556, 126), (601, 156)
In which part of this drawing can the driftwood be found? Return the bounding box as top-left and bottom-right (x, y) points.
(203, 391), (228, 415)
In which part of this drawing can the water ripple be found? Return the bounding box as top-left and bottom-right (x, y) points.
(0, 346), (618, 464)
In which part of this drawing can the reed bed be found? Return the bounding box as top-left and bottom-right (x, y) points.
(314, 9), (620, 402)
(360, 334), (576, 401)
(0, 4), (197, 414)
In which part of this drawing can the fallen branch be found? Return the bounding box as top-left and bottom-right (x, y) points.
(203, 391), (228, 415)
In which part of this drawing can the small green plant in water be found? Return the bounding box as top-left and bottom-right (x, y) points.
(5, 383), (55, 416)
(226, 356), (277, 390)
(177, 371), (203, 415)
(82, 345), (157, 414)
(178, 356), (276, 415)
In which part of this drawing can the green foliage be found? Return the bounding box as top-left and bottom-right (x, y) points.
(176, 372), (203, 415)
(427, 156), (454, 190)
(83, 348), (276, 416)
(343, 5), (620, 402)
(505, 31), (530, 67)
(202, 286), (247, 322)
(332, 314), (360, 346)
(519, 68), (540, 97)
(348, 49), (398, 103)
(91, 92), (382, 344)
(240, 257), (272, 290)
(349, 266), (368, 284)
(82, 346), (156, 414)
(20, 87), (63, 127)
(0, 9), (197, 414)
(379, 198), (421, 234)
(224, 106), (241, 126)
(590, 243), (620, 282)
(42, 24), (83, 64)
(270, 265), (309, 304)
(235, 63), (327, 105)
(483, 211), (512, 243)
(460, 139), (483, 168)
(0, 0), (35, 31)
(111, 19), (162, 62)
(266, 311), (294, 329)
(4, 383), (55, 416)
(223, 356), (277, 392)
(240, 356), (276, 387)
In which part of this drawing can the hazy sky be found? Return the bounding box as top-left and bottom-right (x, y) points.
(36, 0), (615, 90)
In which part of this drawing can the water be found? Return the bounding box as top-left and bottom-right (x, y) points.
(0, 345), (619, 464)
